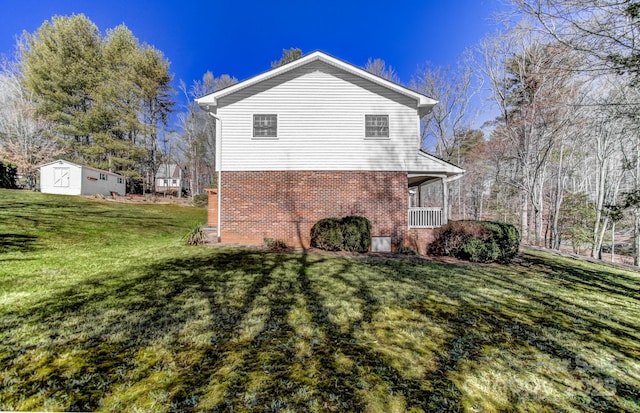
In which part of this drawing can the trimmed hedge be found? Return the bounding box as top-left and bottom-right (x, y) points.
(428, 220), (519, 263)
(311, 216), (371, 253)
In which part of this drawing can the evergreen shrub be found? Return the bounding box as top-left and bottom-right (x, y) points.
(0, 161), (18, 189)
(311, 216), (371, 253)
(428, 220), (519, 263)
(310, 218), (344, 251)
(340, 216), (371, 252)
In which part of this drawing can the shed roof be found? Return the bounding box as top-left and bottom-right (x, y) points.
(39, 159), (124, 177)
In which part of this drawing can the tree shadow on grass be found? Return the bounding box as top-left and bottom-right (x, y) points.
(1, 248), (638, 411)
(381, 255), (640, 412)
(0, 233), (39, 254)
(523, 253), (640, 302)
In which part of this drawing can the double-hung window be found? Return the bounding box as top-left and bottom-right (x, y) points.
(253, 114), (277, 138)
(365, 114), (389, 138)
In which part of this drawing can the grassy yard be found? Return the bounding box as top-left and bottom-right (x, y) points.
(0, 189), (639, 412)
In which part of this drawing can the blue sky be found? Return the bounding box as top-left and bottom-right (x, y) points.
(1, 0), (509, 121)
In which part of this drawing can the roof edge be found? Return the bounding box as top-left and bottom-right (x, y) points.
(196, 50), (437, 111)
(39, 159), (125, 176)
(417, 149), (465, 175)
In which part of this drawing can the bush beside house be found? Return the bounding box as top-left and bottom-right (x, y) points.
(428, 220), (519, 263)
(311, 216), (371, 253)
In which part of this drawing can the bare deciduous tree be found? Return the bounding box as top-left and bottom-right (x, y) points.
(364, 58), (400, 83)
(177, 71), (237, 196)
(482, 26), (583, 245)
(0, 59), (60, 188)
(514, 0), (640, 79)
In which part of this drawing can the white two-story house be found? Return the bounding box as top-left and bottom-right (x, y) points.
(196, 51), (464, 252)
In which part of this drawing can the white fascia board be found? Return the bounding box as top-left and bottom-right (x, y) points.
(408, 173), (447, 179)
(195, 51), (437, 113)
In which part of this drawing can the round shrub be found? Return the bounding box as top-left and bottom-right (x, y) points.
(310, 216), (371, 253)
(481, 221), (520, 263)
(428, 220), (519, 263)
(341, 215), (371, 253)
(310, 218), (343, 251)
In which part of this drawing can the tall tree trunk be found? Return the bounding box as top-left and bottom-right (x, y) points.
(634, 213), (640, 267)
(551, 144), (565, 250)
(610, 222), (615, 263)
(592, 158), (606, 258)
(521, 193), (529, 244)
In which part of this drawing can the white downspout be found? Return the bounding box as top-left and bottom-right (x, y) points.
(208, 112), (222, 242)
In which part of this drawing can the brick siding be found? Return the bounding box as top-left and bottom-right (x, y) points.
(206, 189), (218, 228)
(218, 171), (409, 248)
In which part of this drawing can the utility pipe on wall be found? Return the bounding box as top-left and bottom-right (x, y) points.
(208, 112), (222, 242)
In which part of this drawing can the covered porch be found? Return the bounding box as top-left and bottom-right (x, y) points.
(407, 174), (450, 228)
(405, 151), (465, 230)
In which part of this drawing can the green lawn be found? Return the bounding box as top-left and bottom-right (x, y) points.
(0, 189), (639, 412)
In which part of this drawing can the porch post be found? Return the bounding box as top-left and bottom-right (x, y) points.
(442, 178), (449, 225)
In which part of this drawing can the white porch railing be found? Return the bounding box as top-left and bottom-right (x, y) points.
(408, 207), (444, 228)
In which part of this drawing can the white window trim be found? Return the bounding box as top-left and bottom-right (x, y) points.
(364, 114), (390, 139)
(252, 114), (278, 139)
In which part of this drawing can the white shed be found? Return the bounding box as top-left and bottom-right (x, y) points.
(39, 160), (126, 196)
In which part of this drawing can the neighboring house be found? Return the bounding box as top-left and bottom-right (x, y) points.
(39, 160), (126, 196)
(155, 164), (186, 197)
(196, 51), (464, 252)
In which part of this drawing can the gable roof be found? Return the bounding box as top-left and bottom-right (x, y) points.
(39, 159), (124, 177)
(196, 50), (438, 117)
(155, 164), (182, 179)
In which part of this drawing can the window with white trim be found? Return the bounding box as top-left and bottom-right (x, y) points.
(365, 114), (389, 138)
(253, 114), (277, 138)
(99, 173), (107, 181)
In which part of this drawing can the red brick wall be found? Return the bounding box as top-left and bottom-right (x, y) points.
(406, 228), (436, 255)
(206, 189), (218, 228)
(218, 171), (408, 248)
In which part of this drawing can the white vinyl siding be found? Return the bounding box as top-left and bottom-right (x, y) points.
(40, 160), (125, 196)
(216, 61), (420, 171)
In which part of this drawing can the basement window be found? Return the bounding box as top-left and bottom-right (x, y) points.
(253, 114), (277, 138)
(365, 114), (389, 138)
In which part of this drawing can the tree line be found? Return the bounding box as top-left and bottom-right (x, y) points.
(411, 1), (640, 265)
(0, 15), (291, 196)
(1, 14), (174, 192)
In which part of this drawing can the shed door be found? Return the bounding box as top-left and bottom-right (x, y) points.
(53, 167), (70, 187)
